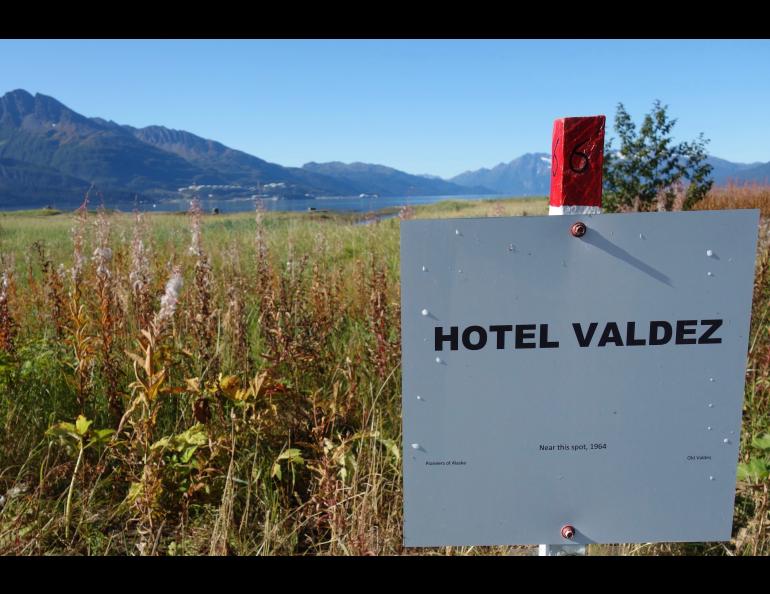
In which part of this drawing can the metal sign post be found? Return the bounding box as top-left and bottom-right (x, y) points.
(542, 115), (605, 556)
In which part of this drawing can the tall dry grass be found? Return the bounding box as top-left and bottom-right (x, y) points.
(0, 199), (407, 555)
(694, 182), (770, 217)
(0, 193), (767, 555)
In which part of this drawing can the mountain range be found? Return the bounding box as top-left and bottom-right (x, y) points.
(0, 89), (768, 210)
(451, 154), (770, 195)
(0, 89), (489, 209)
(450, 153), (554, 195)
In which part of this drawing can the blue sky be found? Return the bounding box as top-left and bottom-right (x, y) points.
(1, 39), (769, 178)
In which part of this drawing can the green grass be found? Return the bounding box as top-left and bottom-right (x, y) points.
(0, 207), (63, 217)
(0, 197), (546, 258)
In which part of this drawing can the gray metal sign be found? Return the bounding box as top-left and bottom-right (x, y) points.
(401, 210), (760, 546)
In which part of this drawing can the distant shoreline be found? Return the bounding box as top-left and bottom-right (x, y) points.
(0, 197), (553, 224)
(0, 194), (544, 215)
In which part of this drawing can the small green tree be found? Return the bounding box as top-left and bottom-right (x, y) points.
(603, 100), (713, 212)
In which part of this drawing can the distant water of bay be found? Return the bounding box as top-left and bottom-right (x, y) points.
(153, 194), (508, 214)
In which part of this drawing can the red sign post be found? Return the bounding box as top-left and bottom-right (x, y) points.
(549, 115), (606, 215)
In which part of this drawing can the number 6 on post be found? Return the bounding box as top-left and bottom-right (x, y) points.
(549, 115), (606, 215)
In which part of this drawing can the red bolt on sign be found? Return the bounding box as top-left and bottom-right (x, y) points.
(549, 115), (606, 215)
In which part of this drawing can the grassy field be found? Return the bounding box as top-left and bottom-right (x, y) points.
(0, 193), (768, 556)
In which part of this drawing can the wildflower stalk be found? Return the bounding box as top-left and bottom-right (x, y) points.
(64, 440), (85, 540)
(129, 212), (152, 329)
(94, 208), (121, 421)
(368, 256), (396, 380)
(0, 264), (16, 352)
(68, 200), (93, 412)
(254, 199), (272, 309)
(34, 241), (67, 338)
(188, 199), (219, 380)
(122, 266), (183, 552)
(224, 243), (249, 374)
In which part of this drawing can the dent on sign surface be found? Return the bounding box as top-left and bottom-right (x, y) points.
(400, 210), (759, 546)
